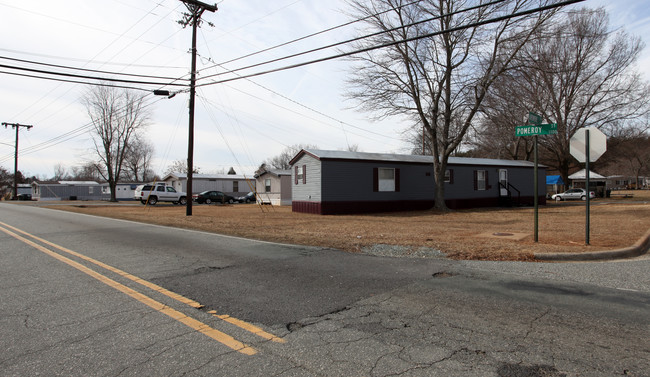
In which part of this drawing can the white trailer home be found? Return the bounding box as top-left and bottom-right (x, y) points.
(163, 172), (255, 197)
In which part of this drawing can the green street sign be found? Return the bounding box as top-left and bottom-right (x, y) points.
(516, 123), (557, 137)
(528, 112), (542, 125)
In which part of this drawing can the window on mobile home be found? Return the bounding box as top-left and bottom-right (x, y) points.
(378, 168), (395, 192)
(476, 170), (486, 190)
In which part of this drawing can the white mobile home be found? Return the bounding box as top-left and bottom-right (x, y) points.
(163, 172), (255, 197)
(100, 183), (144, 201)
(254, 169), (292, 205)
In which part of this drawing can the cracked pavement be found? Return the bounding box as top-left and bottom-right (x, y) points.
(260, 274), (649, 377)
(1, 203), (648, 376)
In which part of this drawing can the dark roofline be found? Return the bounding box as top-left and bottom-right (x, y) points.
(290, 149), (542, 168)
(254, 169), (292, 178)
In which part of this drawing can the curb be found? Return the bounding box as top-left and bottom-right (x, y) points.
(534, 228), (650, 262)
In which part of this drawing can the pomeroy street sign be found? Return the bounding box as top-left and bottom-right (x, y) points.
(515, 123), (557, 137)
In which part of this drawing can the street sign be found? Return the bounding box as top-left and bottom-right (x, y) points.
(528, 112), (542, 125)
(519, 111), (554, 243)
(515, 123), (557, 137)
(570, 127), (607, 163)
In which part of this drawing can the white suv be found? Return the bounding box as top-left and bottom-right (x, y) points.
(135, 183), (187, 205)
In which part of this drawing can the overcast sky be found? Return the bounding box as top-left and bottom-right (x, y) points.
(0, 0), (648, 179)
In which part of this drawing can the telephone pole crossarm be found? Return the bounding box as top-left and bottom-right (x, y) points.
(2, 122), (34, 200)
(181, 0), (217, 12)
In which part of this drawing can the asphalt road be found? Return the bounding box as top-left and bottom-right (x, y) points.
(0, 202), (648, 376)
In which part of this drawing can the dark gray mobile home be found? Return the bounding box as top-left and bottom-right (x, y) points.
(289, 149), (546, 215)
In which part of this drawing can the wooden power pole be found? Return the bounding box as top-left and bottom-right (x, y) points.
(177, 0), (217, 216)
(2, 122), (33, 200)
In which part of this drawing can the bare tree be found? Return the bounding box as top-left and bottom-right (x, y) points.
(123, 136), (155, 182)
(0, 166), (11, 198)
(52, 163), (69, 181)
(345, 0), (558, 210)
(70, 162), (103, 181)
(165, 159), (200, 175)
(480, 8), (650, 184)
(600, 131), (650, 188)
(83, 86), (151, 201)
(346, 144), (362, 152)
(263, 144), (318, 170)
(470, 69), (536, 160)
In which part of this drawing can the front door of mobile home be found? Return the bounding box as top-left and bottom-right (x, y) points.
(498, 169), (508, 197)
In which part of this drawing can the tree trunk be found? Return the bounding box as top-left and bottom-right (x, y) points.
(433, 159), (449, 211)
(558, 158), (571, 190)
(109, 181), (117, 202)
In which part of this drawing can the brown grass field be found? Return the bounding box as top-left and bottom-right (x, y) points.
(49, 190), (650, 261)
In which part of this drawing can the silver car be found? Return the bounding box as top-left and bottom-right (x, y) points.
(551, 188), (595, 201)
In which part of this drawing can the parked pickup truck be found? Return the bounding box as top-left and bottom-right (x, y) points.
(134, 183), (187, 205)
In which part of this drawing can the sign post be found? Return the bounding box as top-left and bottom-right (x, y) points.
(586, 130), (590, 244)
(570, 127), (607, 245)
(515, 112), (556, 242)
(533, 134), (538, 242)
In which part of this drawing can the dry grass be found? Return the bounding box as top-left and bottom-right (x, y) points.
(51, 190), (650, 261)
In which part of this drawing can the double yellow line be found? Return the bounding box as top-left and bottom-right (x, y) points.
(0, 221), (285, 355)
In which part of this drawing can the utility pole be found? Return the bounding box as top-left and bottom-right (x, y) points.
(2, 122), (33, 200)
(177, 0), (217, 216)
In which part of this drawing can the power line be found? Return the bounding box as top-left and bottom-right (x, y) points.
(5, 1), (185, 124)
(196, 0), (507, 82)
(0, 47), (188, 69)
(197, 29), (259, 170)
(0, 69), (161, 92)
(0, 2), (193, 173)
(195, 30), (399, 160)
(196, 0), (585, 88)
(194, 15), (400, 149)
(0, 2), (183, 54)
(0, 124), (92, 162)
(198, 0), (424, 73)
(0, 55), (189, 82)
(0, 62), (189, 87)
(0, 95), (162, 165)
(220, 81), (395, 143)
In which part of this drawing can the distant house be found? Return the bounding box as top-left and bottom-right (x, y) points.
(162, 172), (254, 197)
(254, 169), (292, 205)
(14, 183), (32, 200)
(289, 149), (546, 215)
(17, 184), (31, 196)
(606, 175), (649, 190)
(32, 181), (103, 201)
(569, 169), (607, 197)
